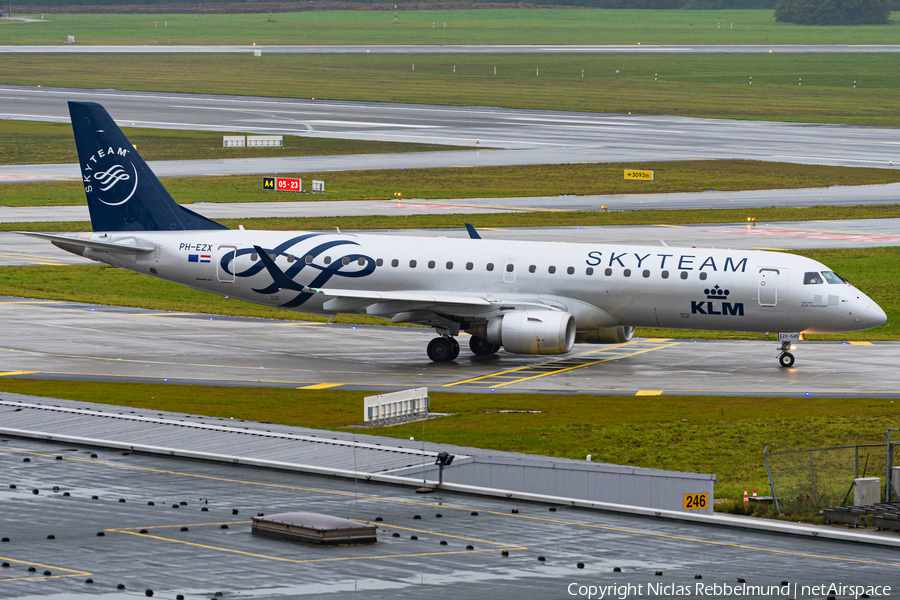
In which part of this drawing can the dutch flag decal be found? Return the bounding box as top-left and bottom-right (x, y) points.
(200, 255), (211, 263)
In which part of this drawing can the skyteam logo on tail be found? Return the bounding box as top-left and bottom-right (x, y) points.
(82, 146), (138, 206)
(691, 284), (744, 316)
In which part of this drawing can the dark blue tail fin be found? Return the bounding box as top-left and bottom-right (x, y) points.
(69, 101), (228, 232)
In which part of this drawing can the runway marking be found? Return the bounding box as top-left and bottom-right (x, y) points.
(635, 390), (663, 396)
(109, 522), (522, 565)
(0, 555), (91, 582)
(849, 341), (873, 345)
(5, 449), (897, 569)
(114, 521), (250, 530)
(444, 340), (680, 389)
(298, 383), (343, 390)
(0, 371), (37, 377)
(653, 224), (688, 228)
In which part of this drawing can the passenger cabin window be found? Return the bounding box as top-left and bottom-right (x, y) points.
(305, 255), (313, 264)
(376, 258), (383, 267)
(447, 262), (454, 270)
(342, 257), (351, 266)
(428, 261), (436, 269)
(466, 262), (474, 271)
(822, 271), (846, 284)
(623, 269), (631, 277)
(680, 271), (688, 280)
(409, 260), (417, 268)
(506, 263), (515, 272)
(605, 268), (613, 276)
(358, 258), (365, 266)
(287, 255), (295, 263)
(548, 266), (557, 274)
(529, 265), (536, 273)
(661, 270), (669, 279)
(487, 263), (495, 272)
(586, 267), (594, 275)
(251, 253), (258, 261)
(643, 270), (650, 278)
(391, 259), (399, 267)
(699, 272), (708, 281)
(567, 267), (575, 275)
(324, 256), (331, 265)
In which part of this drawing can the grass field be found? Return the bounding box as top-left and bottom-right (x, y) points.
(3, 53), (900, 126)
(0, 377), (894, 499)
(5, 160), (900, 207)
(1, 246), (896, 341)
(2, 10), (899, 45)
(0, 119), (471, 166)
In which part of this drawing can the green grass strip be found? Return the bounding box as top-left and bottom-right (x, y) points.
(0, 119), (471, 166)
(2, 9), (899, 46)
(5, 160), (900, 208)
(0, 377), (895, 500)
(3, 52), (900, 126)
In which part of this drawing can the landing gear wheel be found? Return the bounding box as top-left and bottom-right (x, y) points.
(469, 336), (497, 356)
(779, 352), (795, 368)
(448, 337), (460, 361)
(427, 337), (456, 363)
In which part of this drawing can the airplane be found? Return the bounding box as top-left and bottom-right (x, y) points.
(18, 102), (887, 367)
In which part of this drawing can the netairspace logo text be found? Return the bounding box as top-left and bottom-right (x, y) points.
(567, 582), (892, 600)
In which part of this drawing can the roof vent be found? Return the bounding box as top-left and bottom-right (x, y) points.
(252, 512), (376, 546)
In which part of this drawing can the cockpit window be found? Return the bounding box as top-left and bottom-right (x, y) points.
(822, 271), (847, 284)
(803, 272), (824, 285)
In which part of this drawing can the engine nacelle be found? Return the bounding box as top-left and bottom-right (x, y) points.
(574, 326), (635, 344)
(483, 311), (576, 355)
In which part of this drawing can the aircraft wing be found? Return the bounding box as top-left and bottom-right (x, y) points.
(15, 232), (156, 254)
(309, 288), (492, 307)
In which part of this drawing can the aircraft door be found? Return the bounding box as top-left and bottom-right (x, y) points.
(217, 245), (236, 282)
(503, 258), (517, 283)
(758, 268), (778, 306)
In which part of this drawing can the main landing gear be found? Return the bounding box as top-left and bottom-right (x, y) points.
(778, 341), (795, 368)
(469, 335), (500, 356)
(427, 335), (500, 362)
(427, 336), (459, 362)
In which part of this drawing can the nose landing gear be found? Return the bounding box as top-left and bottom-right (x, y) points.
(778, 340), (795, 368)
(427, 336), (459, 362)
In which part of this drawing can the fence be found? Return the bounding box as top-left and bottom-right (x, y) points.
(764, 444), (886, 515)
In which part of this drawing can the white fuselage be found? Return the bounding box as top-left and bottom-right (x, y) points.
(80, 229), (886, 335)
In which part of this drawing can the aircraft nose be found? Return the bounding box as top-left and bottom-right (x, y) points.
(868, 302), (887, 328)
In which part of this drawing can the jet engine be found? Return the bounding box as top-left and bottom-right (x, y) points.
(574, 326), (634, 344)
(478, 311), (576, 355)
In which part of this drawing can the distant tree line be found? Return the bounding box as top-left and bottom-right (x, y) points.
(775, 0), (891, 23)
(12, 0), (780, 7)
(14, 0), (899, 12)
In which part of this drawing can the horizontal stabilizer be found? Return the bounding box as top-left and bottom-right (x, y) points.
(15, 232), (155, 254)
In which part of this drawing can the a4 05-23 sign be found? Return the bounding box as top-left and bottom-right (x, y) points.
(263, 177), (302, 192)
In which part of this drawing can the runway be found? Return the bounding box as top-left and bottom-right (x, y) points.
(0, 297), (896, 397)
(1, 85), (898, 178)
(5, 44), (900, 54)
(4, 219), (900, 266)
(3, 433), (899, 599)
(4, 184), (900, 223)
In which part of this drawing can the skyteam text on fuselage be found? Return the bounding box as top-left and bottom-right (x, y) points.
(18, 102), (887, 367)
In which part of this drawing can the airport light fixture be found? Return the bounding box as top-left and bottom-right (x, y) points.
(435, 452), (455, 485)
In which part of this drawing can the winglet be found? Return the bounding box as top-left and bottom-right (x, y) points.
(253, 245), (309, 293)
(465, 223), (482, 240)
